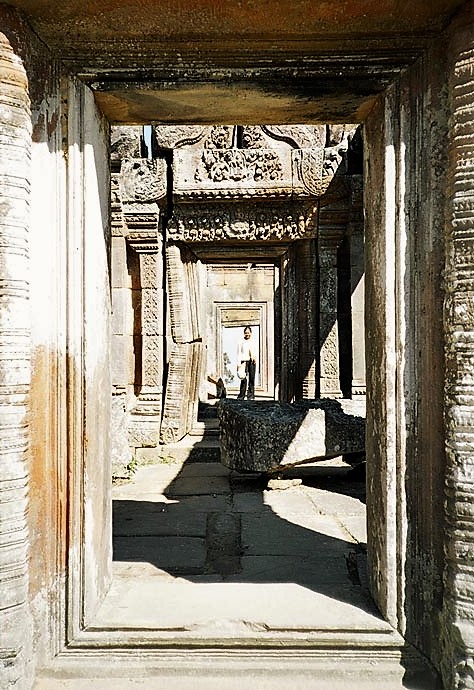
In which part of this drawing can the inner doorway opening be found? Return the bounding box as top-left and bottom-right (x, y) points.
(100, 122), (374, 639)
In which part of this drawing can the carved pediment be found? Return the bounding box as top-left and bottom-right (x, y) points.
(173, 147), (328, 200)
(119, 158), (167, 203)
(173, 147), (293, 200)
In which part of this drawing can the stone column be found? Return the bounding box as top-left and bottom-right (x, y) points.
(0, 30), (32, 687)
(118, 157), (167, 449)
(127, 220), (163, 447)
(350, 176), (366, 396)
(442, 6), (474, 688)
(318, 231), (343, 397)
(295, 239), (318, 398)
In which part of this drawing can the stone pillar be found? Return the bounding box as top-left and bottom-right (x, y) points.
(442, 6), (474, 688)
(0, 29), (32, 688)
(318, 231), (343, 397)
(110, 175), (134, 474)
(117, 157), (167, 449)
(295, 239), (318, 398)
(350, 176), (366, 396)
(127, 220), (163, 447)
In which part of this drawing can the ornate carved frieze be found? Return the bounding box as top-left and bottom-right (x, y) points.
(167, 202), (317, 243)
(196, 148), (283, 183)
(154, 124), (327, 152)
(174, 145), (329, 201)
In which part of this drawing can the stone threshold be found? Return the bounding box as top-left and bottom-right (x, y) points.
(33, 642), (441, 690)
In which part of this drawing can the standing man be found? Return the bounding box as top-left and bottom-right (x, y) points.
(237, 325), (256, 400)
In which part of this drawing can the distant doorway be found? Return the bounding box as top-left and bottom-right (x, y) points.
(203, 261), (277, 400)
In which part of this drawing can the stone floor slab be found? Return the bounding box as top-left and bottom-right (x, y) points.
(166, 475), (230, 497)
(240, 512), (355, 555)
(113, 535), (206, 574)
(178, 462), (231, 477)
(232, 486), (320, 515)
(94, 579), (388, 631)
(113, 502), (208, 537)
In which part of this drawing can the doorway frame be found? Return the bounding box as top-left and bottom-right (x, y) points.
(62, 79), (403, 652)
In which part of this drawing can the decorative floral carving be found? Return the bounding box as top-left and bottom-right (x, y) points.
(206, 125), (234, 149)
(241, 126), (267, 149)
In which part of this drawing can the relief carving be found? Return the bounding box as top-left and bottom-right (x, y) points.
(441, 28), (474, 690)
(241, 126), (268, 149)
(154, 125), (206, 150)
(194, 148), (283, 184)
(293, 148), (325, 196)
(205, 125), (234, 149)
(167, 203), (316, 243)
(120, 158), (167, 203)
(263, 124), (326, 149)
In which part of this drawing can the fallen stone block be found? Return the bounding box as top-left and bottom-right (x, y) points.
(217, 398), (365, 473)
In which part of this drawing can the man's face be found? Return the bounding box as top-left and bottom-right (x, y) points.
(244, 329), (251, 339)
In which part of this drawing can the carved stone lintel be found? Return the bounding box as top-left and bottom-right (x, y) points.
(174, 147), (293, 200)
(167, 202), (317, 243)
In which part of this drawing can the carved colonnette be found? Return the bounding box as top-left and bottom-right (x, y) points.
(318, 176), (352, 397)
(349, 175), (366, 396)
(0, 29), (32, 685)
(116, 157), (167, 449)
(442, 9), (474, 689)
(160, 243), (203, 443)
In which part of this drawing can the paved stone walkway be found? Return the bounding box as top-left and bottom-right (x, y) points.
(96, 450), (382, 634)
(35, 450), (441, 689)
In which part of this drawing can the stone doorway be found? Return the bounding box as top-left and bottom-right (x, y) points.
(204, 262), (277, 401)
(111, 123), (364, 463)
(48, 79), (446, 688)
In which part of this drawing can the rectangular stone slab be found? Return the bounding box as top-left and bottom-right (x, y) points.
(218, 398), (365, 473)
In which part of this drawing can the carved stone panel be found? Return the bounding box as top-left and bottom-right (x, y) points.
(167, 202), (317, 243)
(173, 147), (294, 199)
(160, 341), (203, 444)
(319, 235), (344, 397)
